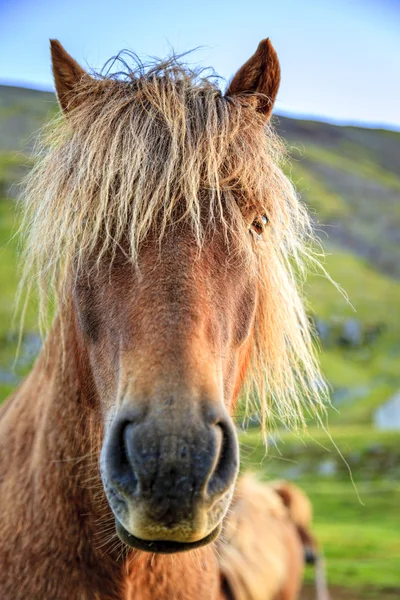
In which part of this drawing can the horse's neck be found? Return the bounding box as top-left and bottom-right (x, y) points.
(3, 318), (104, 513)
(0, 318), (224, 600)
(124, 549), (222, 600)
(0, 318), (124, 598)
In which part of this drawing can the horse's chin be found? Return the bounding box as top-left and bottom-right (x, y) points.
(115, 518), (222, 554)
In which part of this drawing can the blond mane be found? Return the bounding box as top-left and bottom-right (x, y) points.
(19, 53), (327, 428)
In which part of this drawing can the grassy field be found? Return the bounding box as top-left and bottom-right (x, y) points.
(0, 197), (39, 399)
(239, 426), (400, 592)
(306, 248), (400, 426)
(0, 198), (22, 398)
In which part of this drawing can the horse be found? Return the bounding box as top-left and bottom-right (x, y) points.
(0, 38), (326, 599)
(217, 475), (317, 600)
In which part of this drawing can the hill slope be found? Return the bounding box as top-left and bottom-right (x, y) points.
(0, 85), (56, 196)
(276, 116), (400, 278)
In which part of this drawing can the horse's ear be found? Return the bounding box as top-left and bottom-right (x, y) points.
(50, 39), (91, 113)
(272, 482), (292, 509)
(225, 38), (280, 121)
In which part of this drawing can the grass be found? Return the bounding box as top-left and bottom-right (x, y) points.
(239, 426), (400, 591)
(0, 198), (20, 398)
(239, 426), (400, 480)
(304, 482), (399, 589)
(284, 124), (400, 280)
(305, 248), (400, 423)
(300, 143), (400, 193)
(0, 197), (37, 398)
(285, 159), (352, 220)
(0, 199), (20, 342)
(307, 249), (400, 324)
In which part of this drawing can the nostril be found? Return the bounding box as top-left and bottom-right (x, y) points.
(106, 419), (138, 496)
(120, 422), (132, 467)
(120, 422), (140, 493)
(207, 419), (238, 498)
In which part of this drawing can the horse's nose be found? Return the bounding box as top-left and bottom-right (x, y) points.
(103, 405), (238, 513)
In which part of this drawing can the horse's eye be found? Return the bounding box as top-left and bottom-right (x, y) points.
(250, 215), (269, 238)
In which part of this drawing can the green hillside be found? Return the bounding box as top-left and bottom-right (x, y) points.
(0, 85), (56, 196)
(277, 116), (400, 279)
(0, 85), (56, 152)
(0, 85), (399, 596)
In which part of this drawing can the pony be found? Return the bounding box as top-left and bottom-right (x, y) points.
(217, 475), (317, 600)
(0, 38), (326, 599)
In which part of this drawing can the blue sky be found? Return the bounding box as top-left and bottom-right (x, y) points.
(1, 0), (399, 129)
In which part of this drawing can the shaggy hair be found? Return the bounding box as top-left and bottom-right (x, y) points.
(19, 54), (328, 428)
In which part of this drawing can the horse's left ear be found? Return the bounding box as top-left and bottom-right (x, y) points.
(50, 39), (92, 113)
(225, 38), (280, 121)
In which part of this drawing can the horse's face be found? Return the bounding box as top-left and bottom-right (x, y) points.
(75, 227), (257, 552)
(51, 38), (281, 552)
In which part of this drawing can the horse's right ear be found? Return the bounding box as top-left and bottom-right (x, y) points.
(50, 39), (91, 113)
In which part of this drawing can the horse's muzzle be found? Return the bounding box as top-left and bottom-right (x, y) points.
(100, 402), (238, 552)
